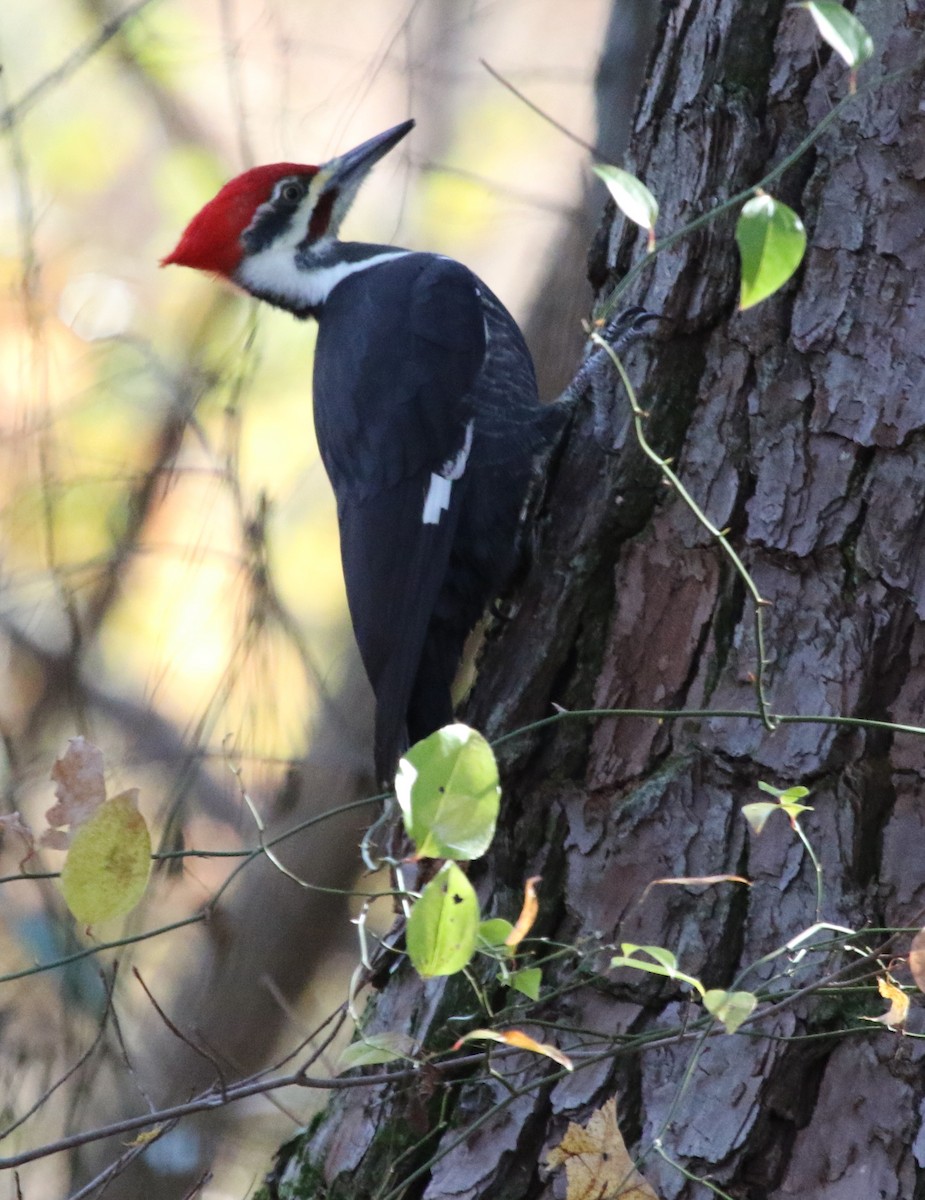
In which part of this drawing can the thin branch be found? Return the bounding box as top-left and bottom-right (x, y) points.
(63, 1121), (179, 1200)
(480, 59), (600, 157)
(0, 915), (204, 986)
(0, 966), (118, 1141)
(1, 919), (905, 1172)
(491, 705), (925, 751)
(591, 334), (775, 728)
(0, 1060), (440, 1169)
(133, 968), (228, 1094)
(0, 0), (156, 132)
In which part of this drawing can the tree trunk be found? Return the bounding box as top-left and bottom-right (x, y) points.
(272, 2), (925, 1197)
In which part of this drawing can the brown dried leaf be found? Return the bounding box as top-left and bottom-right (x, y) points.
(639, 874), (750, 906)
(547, 1098), (660, 1200)
(42, 738), (106, 847)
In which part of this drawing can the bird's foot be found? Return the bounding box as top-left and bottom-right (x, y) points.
(562, 306), (661, 453)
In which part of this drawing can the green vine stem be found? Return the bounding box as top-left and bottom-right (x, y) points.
(590, 332), (775, 728)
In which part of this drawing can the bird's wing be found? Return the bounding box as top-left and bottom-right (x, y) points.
(312, 253), (487, 781)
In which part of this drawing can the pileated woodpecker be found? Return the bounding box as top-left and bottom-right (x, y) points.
(163, 119), (562, 784)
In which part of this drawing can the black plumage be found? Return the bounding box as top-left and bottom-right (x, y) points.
(163, 121), (562, 785)
(312, 251), (559, 782)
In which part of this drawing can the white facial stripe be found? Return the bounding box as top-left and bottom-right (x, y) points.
(245, 183), (314, 250)
(237, 248), (409, 310)
(422, 421), (474, 525)
(241, 169), (339, 278)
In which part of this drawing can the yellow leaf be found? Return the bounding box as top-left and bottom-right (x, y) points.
(125, 1125), (164, 1147)
(860, 974), (909, 1032)
(452, 1028), (573, 1071)
(547, 1098), (660, 1200)
(60, 790), (152, 926)
(506, 875), (541, 947)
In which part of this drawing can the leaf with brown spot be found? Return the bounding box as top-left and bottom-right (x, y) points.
(60, 790), (151, 926)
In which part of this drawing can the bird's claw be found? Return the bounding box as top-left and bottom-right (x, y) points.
(566, 306), (661, 453)
(592, 305), (662, 356)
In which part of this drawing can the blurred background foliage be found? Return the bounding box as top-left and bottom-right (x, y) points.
(0, 0), (623, 1194)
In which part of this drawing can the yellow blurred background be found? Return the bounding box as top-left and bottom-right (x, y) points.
(0, 1), (613, 1194)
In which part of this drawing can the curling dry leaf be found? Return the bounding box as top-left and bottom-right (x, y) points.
(42, 737), (107, 849)
(506, 875), (541, 947)
(860, 975), (909, 1032)
(547, 1098), (659, 1200)
(453, 1028), (572, 1071)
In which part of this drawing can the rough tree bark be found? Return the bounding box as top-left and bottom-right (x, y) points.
(271, 2), (925, 1198)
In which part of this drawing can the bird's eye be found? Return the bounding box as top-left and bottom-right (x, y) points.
(280, 182), (304, 204)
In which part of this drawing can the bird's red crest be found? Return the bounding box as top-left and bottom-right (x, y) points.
(161, 163), (316, 277)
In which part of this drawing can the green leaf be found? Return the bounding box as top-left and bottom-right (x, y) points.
(757, 782), (810, 801)
(703, 989), (758, 1034)
(612, 944), (705, 996)
(736, 193), (807, 310)
(741, 801), (779, 834)
(620, 943), (679, 973)
(60, 790), (151, 926)
(639, 944), (678, 972)
(802, 2), (874, 68)
(407, 862), (480, 978)
(592, 164), (659, 234)
(338, 1032), (417, 1071)
(510, 966), (542, 1000)
(479, 918), (515, 950)
(753, 782), (813, 825)
(395, 724), (500, 860)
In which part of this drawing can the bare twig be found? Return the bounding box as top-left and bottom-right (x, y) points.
(480, 59), (600, 158)
(63, 1121), (179, 1200)
(0, 966), (118, 1141)
(0, 0), (156, 132)
(133, 969), (228, 1095)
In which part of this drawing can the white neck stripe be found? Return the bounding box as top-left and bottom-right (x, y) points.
(237, 248), (410, 310)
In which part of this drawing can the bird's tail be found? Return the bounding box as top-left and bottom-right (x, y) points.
(374, 625), (458, 788)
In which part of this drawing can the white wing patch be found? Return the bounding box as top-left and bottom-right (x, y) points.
(422, 475), (453, 525)
(422, 420), (474, 525)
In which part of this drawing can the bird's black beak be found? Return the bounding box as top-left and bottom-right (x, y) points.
(324, 119), (415, 188)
